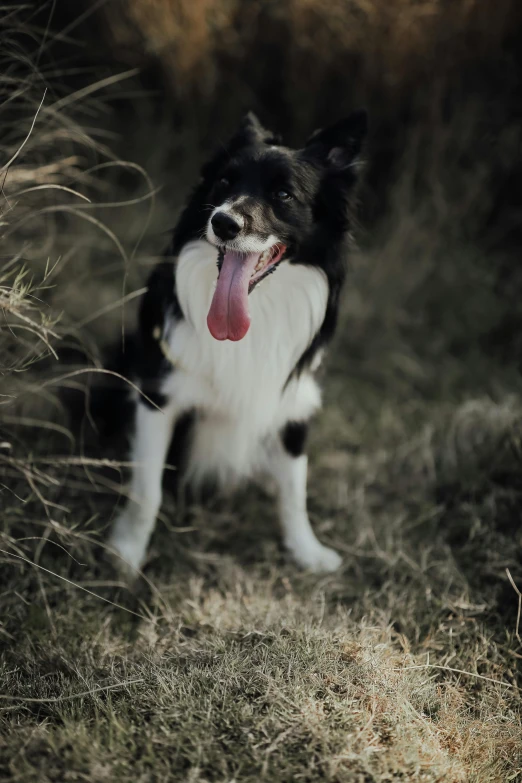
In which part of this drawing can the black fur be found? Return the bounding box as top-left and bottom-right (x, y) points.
(135, 252), (181, 410)
(135, 261), (172, 409)
(281, 421), (308, 457)
(167, 408), (196, 477)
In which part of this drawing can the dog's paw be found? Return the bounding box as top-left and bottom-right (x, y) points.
(106, 515), (147, 576)
(287, 539), (342, 573)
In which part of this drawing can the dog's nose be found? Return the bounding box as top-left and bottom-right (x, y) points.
(211, 212), (241, 241)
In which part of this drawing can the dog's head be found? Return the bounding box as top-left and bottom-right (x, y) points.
(198, 111), (367, 341)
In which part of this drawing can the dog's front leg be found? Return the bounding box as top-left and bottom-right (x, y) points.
(108, 398), (177, 572)
(266, 423), (342, 573)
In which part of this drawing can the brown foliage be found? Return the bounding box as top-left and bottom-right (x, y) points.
(101, 0), (521, 112)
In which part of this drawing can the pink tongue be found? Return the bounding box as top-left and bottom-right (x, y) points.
(207, 251), (259, 341)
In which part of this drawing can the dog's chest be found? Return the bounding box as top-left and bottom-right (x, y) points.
(161, 241), (328, 426)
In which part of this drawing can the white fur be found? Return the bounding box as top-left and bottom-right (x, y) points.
(108, 239), (342, 574)
(108, 401), (176, 570)
(266, 443), (342, 572)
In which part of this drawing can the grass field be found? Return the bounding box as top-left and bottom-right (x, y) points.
(1, 3), (522, 781)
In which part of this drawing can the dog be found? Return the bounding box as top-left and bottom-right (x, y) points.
(107, 110), (367, 574)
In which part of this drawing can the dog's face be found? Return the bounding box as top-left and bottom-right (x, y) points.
(201, 111), (367, 341)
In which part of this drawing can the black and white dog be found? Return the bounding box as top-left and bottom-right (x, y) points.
(108, 110), (367, 574)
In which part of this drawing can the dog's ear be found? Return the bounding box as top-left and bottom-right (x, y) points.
(231, 111), (282, 148)
(200, 112), (281, 181)
(304, 110), (367, 171)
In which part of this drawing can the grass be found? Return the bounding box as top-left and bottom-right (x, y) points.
(2, 387), (522, 781)
(1, 3), (522, 781)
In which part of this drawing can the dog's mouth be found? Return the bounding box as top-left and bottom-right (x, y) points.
(247, 243), (287, 290)
(207, 243), (287, 341)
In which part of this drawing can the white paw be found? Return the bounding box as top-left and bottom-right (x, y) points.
(106, 513), (148, 574)
(287, 538), (342, 573)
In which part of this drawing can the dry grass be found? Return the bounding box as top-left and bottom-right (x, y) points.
(1, 3), (522, 782)
(2, 386), (522, 781)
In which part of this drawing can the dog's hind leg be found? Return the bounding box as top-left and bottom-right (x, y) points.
(107, 397), (178, 573)
(265, 422), (342, 573)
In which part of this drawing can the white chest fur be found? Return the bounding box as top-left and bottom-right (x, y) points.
(160, 240), (328, 482)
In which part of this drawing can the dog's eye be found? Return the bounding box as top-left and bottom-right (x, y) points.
(219, 177), (230, 188)
(275, 189), (292, 201)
